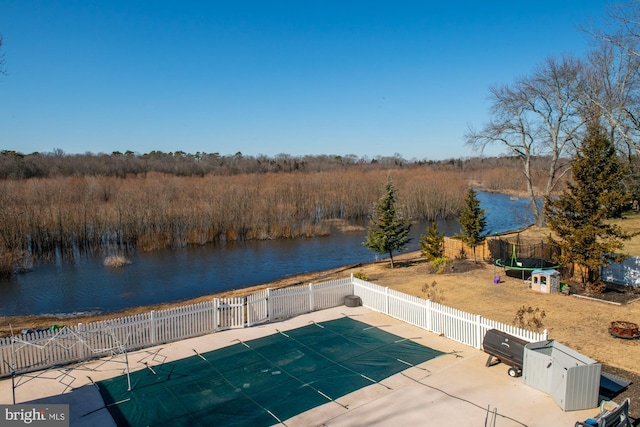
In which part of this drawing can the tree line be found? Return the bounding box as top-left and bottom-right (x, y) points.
(0, 149), (556, 180)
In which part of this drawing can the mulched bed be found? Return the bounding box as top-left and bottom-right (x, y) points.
(401, 258), (486, 275)
(570, 281), (640, 305)
(416, 258), (486, 274)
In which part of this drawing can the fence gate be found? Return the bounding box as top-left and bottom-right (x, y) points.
(216, 297), (245, 330)
(247, 289), (269, 326)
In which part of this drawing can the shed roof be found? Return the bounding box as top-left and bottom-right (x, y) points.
(531, 269), (559, 276)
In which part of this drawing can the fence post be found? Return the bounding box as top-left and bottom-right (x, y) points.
(425, 300), (432, 333)
(243, 297), (248, 328)
(211, 299), (218, 331)
(385, 287), (390, 315)
(266, 288), (271, 322)
(542, 329), (548, 341)
(77, 323), (85, 360)
(475, 314), (483, 349)
(150, 311), (156, 346)
(309, 283), (315, 312)
(213, 298), (220, 332)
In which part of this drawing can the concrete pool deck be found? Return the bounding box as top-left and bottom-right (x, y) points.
(0, 306), (601, 426)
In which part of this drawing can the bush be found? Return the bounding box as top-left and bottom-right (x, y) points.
(353, 271), (368, 281)
(419, 222), (444, 261)
(422, 280), (445, 303)
(585, 281), (607, 295)
(431, 257), (452, 274)
(513, 306), (546, 332)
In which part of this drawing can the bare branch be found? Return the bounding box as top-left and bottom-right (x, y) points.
(466, 55), (585, 224)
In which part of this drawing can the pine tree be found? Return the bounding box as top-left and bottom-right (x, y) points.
(364, 176), (412, 268)
(544, 121), (633, 287)
(457, 188), (487, 263)
(420, 221), (444, 261)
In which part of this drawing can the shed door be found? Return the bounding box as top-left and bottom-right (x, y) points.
(550, 364), (567, 410)
(523, 350), (553, 393)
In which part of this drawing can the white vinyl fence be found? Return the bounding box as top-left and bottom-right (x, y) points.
(0, 276), (545, 378)
(352, 278), (547, 348)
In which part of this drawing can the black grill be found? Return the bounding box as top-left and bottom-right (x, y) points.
(482, 329), (528, 377)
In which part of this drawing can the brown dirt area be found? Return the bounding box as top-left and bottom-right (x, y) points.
(2, 227), (640, 421)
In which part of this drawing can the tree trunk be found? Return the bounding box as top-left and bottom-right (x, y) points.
(522, 154), (542, 225)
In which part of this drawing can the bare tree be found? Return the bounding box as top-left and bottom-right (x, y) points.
(588, 1), (640, 58)
(465, 56), (584, 224)
(583, 43), (639, 154)
(582, 2), (640, 155)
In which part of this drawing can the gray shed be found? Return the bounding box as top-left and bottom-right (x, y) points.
(523, 340), (601, 411)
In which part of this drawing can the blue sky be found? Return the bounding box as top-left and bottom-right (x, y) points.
(0, 1), (609, 160)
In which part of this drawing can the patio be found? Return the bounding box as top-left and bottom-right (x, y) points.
(0, 305), (600, 426)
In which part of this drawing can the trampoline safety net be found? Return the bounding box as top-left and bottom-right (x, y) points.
(489, 237), (560, 271)
(97, 317), (443, 427)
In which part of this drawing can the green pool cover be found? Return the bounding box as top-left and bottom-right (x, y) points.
(97, 316), (443, 426)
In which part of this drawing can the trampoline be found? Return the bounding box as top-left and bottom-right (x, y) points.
(97, 317), (443, 427)
(490, 235), (560, 280)
(495, 257), (560, 279)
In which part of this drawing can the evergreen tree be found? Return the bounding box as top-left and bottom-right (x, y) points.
(457, 188), (487, 263)
(420, 221), (444, 261)
(364, 176), (412, 268)
(544, 120), (633, 286)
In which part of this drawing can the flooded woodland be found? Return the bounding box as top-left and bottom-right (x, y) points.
(0, 152), (547, 277)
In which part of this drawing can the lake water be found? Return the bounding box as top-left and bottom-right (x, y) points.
(0, 191), (535, 316)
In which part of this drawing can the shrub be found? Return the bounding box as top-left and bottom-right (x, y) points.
(456, 246), (467, 260)
(513, 306), (546, 332)
(419, 222), (444, 261)
(353, 271), (368, 281)
(431, 257), (452, 274)
(422, 280), (445, 303)
(585, 280), (607, 295)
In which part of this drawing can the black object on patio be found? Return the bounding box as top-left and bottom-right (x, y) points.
(482, 329), (528, 377)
